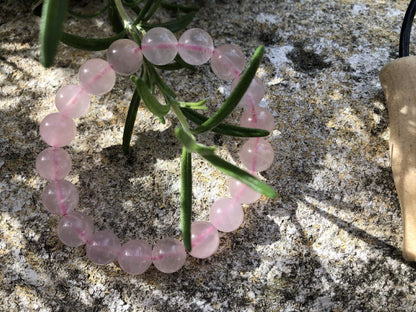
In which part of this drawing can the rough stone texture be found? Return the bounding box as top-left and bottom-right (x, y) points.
(1, 0), (416, 311)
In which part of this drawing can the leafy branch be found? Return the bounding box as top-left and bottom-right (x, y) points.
(36, 0), (276, 252)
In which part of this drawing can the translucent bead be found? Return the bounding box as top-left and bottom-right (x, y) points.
(36, 147), (72, 180)
(152, 238), (186, 273)
(239, 106), (274, 133)
(86, 230), (121, 265)
(117, 239), (152, 275)
(231, 76), (265, 108)
(229, 177), (261, 204)
(39, 113), (76, 147)
(210, 44), (245, 80)
(189, 221), (219, 259)
(57, 211), (94, 247)
(42, 180), (79, 215)
(239, 138), (274, 172)
(178, 28), (214, 65)
(107, 39), (143, 75)
(141, 27), (178, 65)
(78, 58), (116, 95)
(55, 85), (90, 118)
(209, 198), (244, 233)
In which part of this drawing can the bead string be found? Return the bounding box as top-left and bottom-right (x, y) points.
(36, 27), (275, 275)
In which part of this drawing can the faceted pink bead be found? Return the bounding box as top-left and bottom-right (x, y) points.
(178, 28), (214, 65)
(107, 39), (143, 75)
(141, 27), (178, 65)
(240, 106), (274, 133)
(57, 211), (94, 247)
(78, 58), (116, 95)
(36, 147), (72, 180)
(42, 180), (79, 215)
(117, 239), (152, 275)
(210, 44), (245, 80)
(189, 221), (219, 259)
(39, 113), (76, 147)
(231, 76), (265, 108)
(229, 177), (261, 204)
(55, 85), (90, 118)
(152, 238), (186, 273)
(239, 138), (274, 172)
(209, 198), (244, 233)
(86, 230), (121, 265)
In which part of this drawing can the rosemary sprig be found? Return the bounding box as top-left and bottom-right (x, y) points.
(37, 0), (276, 253)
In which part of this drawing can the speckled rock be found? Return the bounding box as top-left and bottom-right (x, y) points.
(1, 0), (416, 311)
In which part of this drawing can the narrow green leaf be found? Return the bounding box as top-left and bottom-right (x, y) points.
(133, 0), (153, 24)
(108, 0), (125, 33)
(142, 11), (196, 33)
(39, 0), (69, 67)
(68, 4), (109, 19)
(160, 2), (199, 13)
(143, 0), (162, 23)
(175, 127), (216, 156)
(60, 30), (126, 51)
(178, 99), (207, 110)
(131, 75), (170, 120)
(202, 153), (277, 199)
(175, 128), (276, 199)
(181, 108), (270, 137)
(145, 62), (176, 99)
(122, 88), (141, 155)
(194, 45), (265, 134)
(181, 148), (192, 252)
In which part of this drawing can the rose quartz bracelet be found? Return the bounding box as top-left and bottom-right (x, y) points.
(36, 27), (274, 275)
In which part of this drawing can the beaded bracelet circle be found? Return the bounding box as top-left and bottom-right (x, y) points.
(36, 27), (275, 275)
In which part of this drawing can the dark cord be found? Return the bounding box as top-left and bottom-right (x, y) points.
(400, 0), (416, 57)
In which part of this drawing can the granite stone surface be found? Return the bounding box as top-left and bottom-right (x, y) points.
(1, 0), (416, 311)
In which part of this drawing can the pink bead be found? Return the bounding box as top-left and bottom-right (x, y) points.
(141, 27), (178, 65)
(229, 177), (261, 204)
(209, 198), (244, 233)
(178, 28), (214, 65)
(210, 44), (245, 80)
(189, 221), (219, 259)
(152, 238), (186, 273)
(42, 180), (79, 215)
(231, 76), (265, 108)
(36, 147), (72, 180)
(39, 113), (76, 147)
(78, 58), (116, 95)
(55, 85), (90, 118)
(57, 211), (94, 247)
(86, 230), (121, 265)
(239, 106), (274, 133)
(239, 138), (274, 172)
(117, 240), (152, 275)
(107, 39), (143, 75)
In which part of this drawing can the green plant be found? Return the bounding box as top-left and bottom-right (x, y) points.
(35, 0), (277, 252)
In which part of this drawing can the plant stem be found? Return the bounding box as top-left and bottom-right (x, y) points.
(114, 0), (133, 27)
(171, 100), (190, 132)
